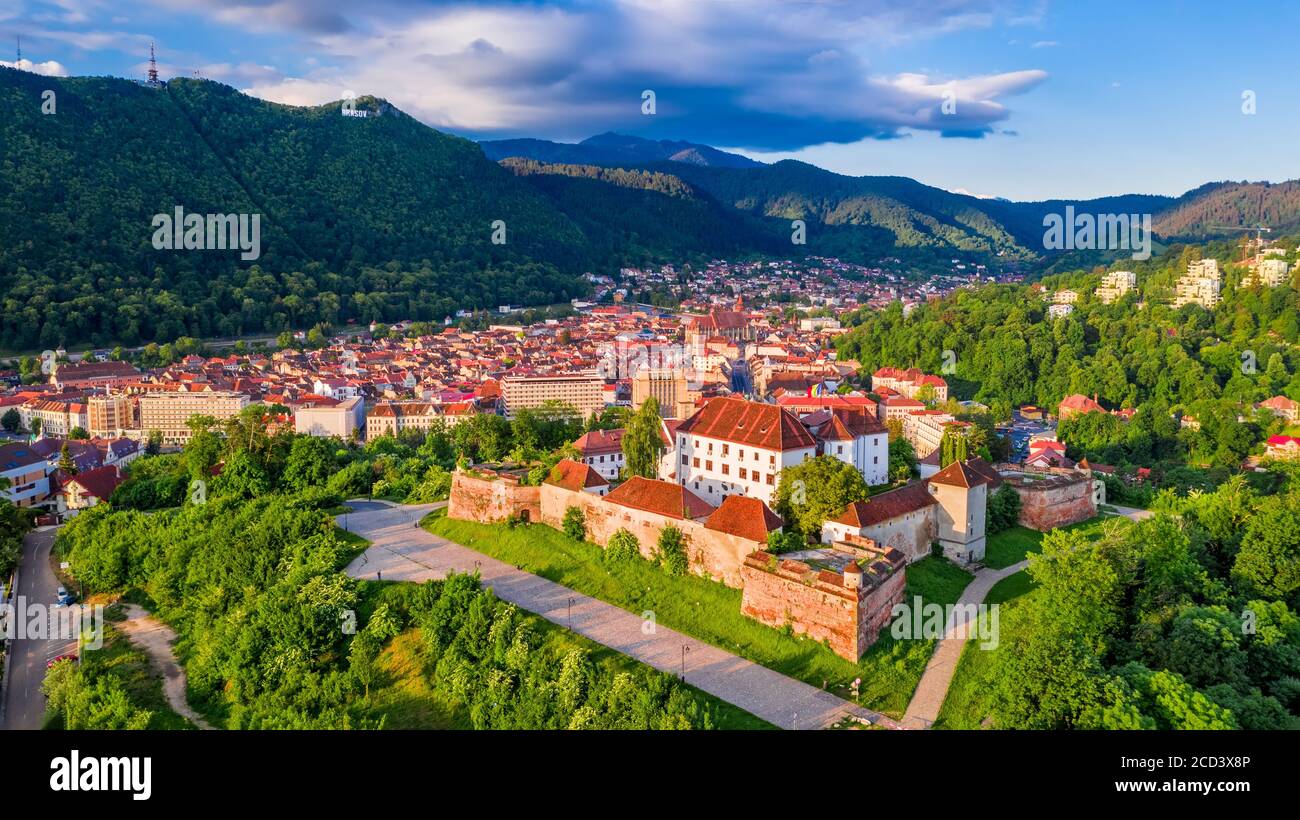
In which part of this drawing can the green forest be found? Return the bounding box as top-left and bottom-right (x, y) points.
(962, 465), (1300, 729)
(48, 409), (730, 729)
(836, 239), (1300, 476)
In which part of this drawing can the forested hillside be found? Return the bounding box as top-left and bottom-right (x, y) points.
(0, 69), (601, 350)
(501, 158), (785, 263)
(836, 239), (1300, 470)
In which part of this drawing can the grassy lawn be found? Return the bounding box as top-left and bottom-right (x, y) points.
(332, 524), (370, 567)
(935, 567), (1043, 729)
(424, 511), (973, 719)
(985, 569), (1036, 605)
(984, 514), (1124, 569)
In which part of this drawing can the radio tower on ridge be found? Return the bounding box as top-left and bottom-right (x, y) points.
(147, 42), (160, 86)
(15, 35), (21, 64)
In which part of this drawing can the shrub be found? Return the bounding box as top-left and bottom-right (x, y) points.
(604, 528), (641, 563)
(657, 525), (689, 577)
(562, 505), (586, 542)
(988, 484), (1023, 533)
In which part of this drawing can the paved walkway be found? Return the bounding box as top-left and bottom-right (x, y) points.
(116, 604), (214, 730)
(899, 559), (1030, 729)
(338, 500), (894, 730)
(1108, 504), (1153, 522)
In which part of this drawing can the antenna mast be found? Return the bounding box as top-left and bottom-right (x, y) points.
(147, 42), (159, 85)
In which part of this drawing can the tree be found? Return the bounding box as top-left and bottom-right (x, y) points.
(57, 443), (77, 476)
(145, 430), (163, 455)
(888, 434), (918, 483)
(0, 408), (18, 433)
(282, 436), (338, 492)
(67, 426), (89, 440)
(184, 416), (224, 481)
(939, 426), (968, 468)
(605, 528), (641, 563)
(1232, 492), (1300, 606)
(656, 525), (688, 576)
(562, 506), (586, 542)
(988, 484), (1022, 533)
(773, 455), (870, 540)
(622, 397), (664, 479)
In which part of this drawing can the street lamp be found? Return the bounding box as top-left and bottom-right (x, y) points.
(567, 596), (575, 628)
(680, 644), (690, 679)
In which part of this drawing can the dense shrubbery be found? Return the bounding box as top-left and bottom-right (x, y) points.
(981, 466), (1300, 729)
(409, 573), (715, 729)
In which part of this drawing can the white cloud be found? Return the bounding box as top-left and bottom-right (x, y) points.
(0, 58), (70, 76)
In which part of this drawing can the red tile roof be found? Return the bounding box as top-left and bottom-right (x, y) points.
(833, 482), (936, 527)
(572, 428), (625, 456)
(705, 496), (783, 542)
(605, 476), (714, 520)
(677, 397), (816, 451)
(545, 459), (609, 492)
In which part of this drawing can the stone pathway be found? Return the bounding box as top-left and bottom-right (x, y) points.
(899, 559), (1030, 730)
(117, 604), (214, 730)
(338, 499), (896, 730)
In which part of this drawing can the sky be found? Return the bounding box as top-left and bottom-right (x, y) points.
(2, 0), (1297, 200)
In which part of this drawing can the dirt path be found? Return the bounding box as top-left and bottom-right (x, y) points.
(116, 604), (214, 730)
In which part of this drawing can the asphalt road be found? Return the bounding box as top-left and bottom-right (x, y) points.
(2, 527), (73, 730)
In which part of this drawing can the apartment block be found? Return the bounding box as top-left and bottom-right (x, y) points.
(1095, 270), (1136, 304)
(1172, 259), (1221, 309)
(500, 372), (607, 420)
(138, 391), (250, 445)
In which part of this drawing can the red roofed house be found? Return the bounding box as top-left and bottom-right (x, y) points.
(571, 428), (626, 481)
(1259, 396), (1300, 423)
(705, 495), (784, 543)
(669, 396), (816, 505)
(1265, 435), (1300, 460)
(1058, 393), (1106, 420)
(821, 458), (999, 563)
(871, 367), (948, 402)
(605, 475), (715, 521)
(544, 459), (610, 496)
(57, 464), (126, 516)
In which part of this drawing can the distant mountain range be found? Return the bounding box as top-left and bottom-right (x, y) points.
(481, 132), (763, 169)
(483, 132), (1300, 252)
(2, 67), (1299, 349)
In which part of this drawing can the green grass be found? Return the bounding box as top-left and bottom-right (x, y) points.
(361, 604), (774, 730)
(985, 569), (1037, 605)
(332, 524), (370, 568)
(424, 511), (973, 718)
(984, 514), (1124, 569)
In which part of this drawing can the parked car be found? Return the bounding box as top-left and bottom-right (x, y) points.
(55, 586), (73, 607)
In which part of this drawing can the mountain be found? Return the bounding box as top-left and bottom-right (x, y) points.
(0, 70), (605, 349)
(5, 67), (1298, 351)
(1151, 180), (1300, 239)
(499, 158), (784, 262)
(481, 132), (764, 169)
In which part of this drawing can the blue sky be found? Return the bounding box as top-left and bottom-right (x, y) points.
(3, 0), (1296, 200)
